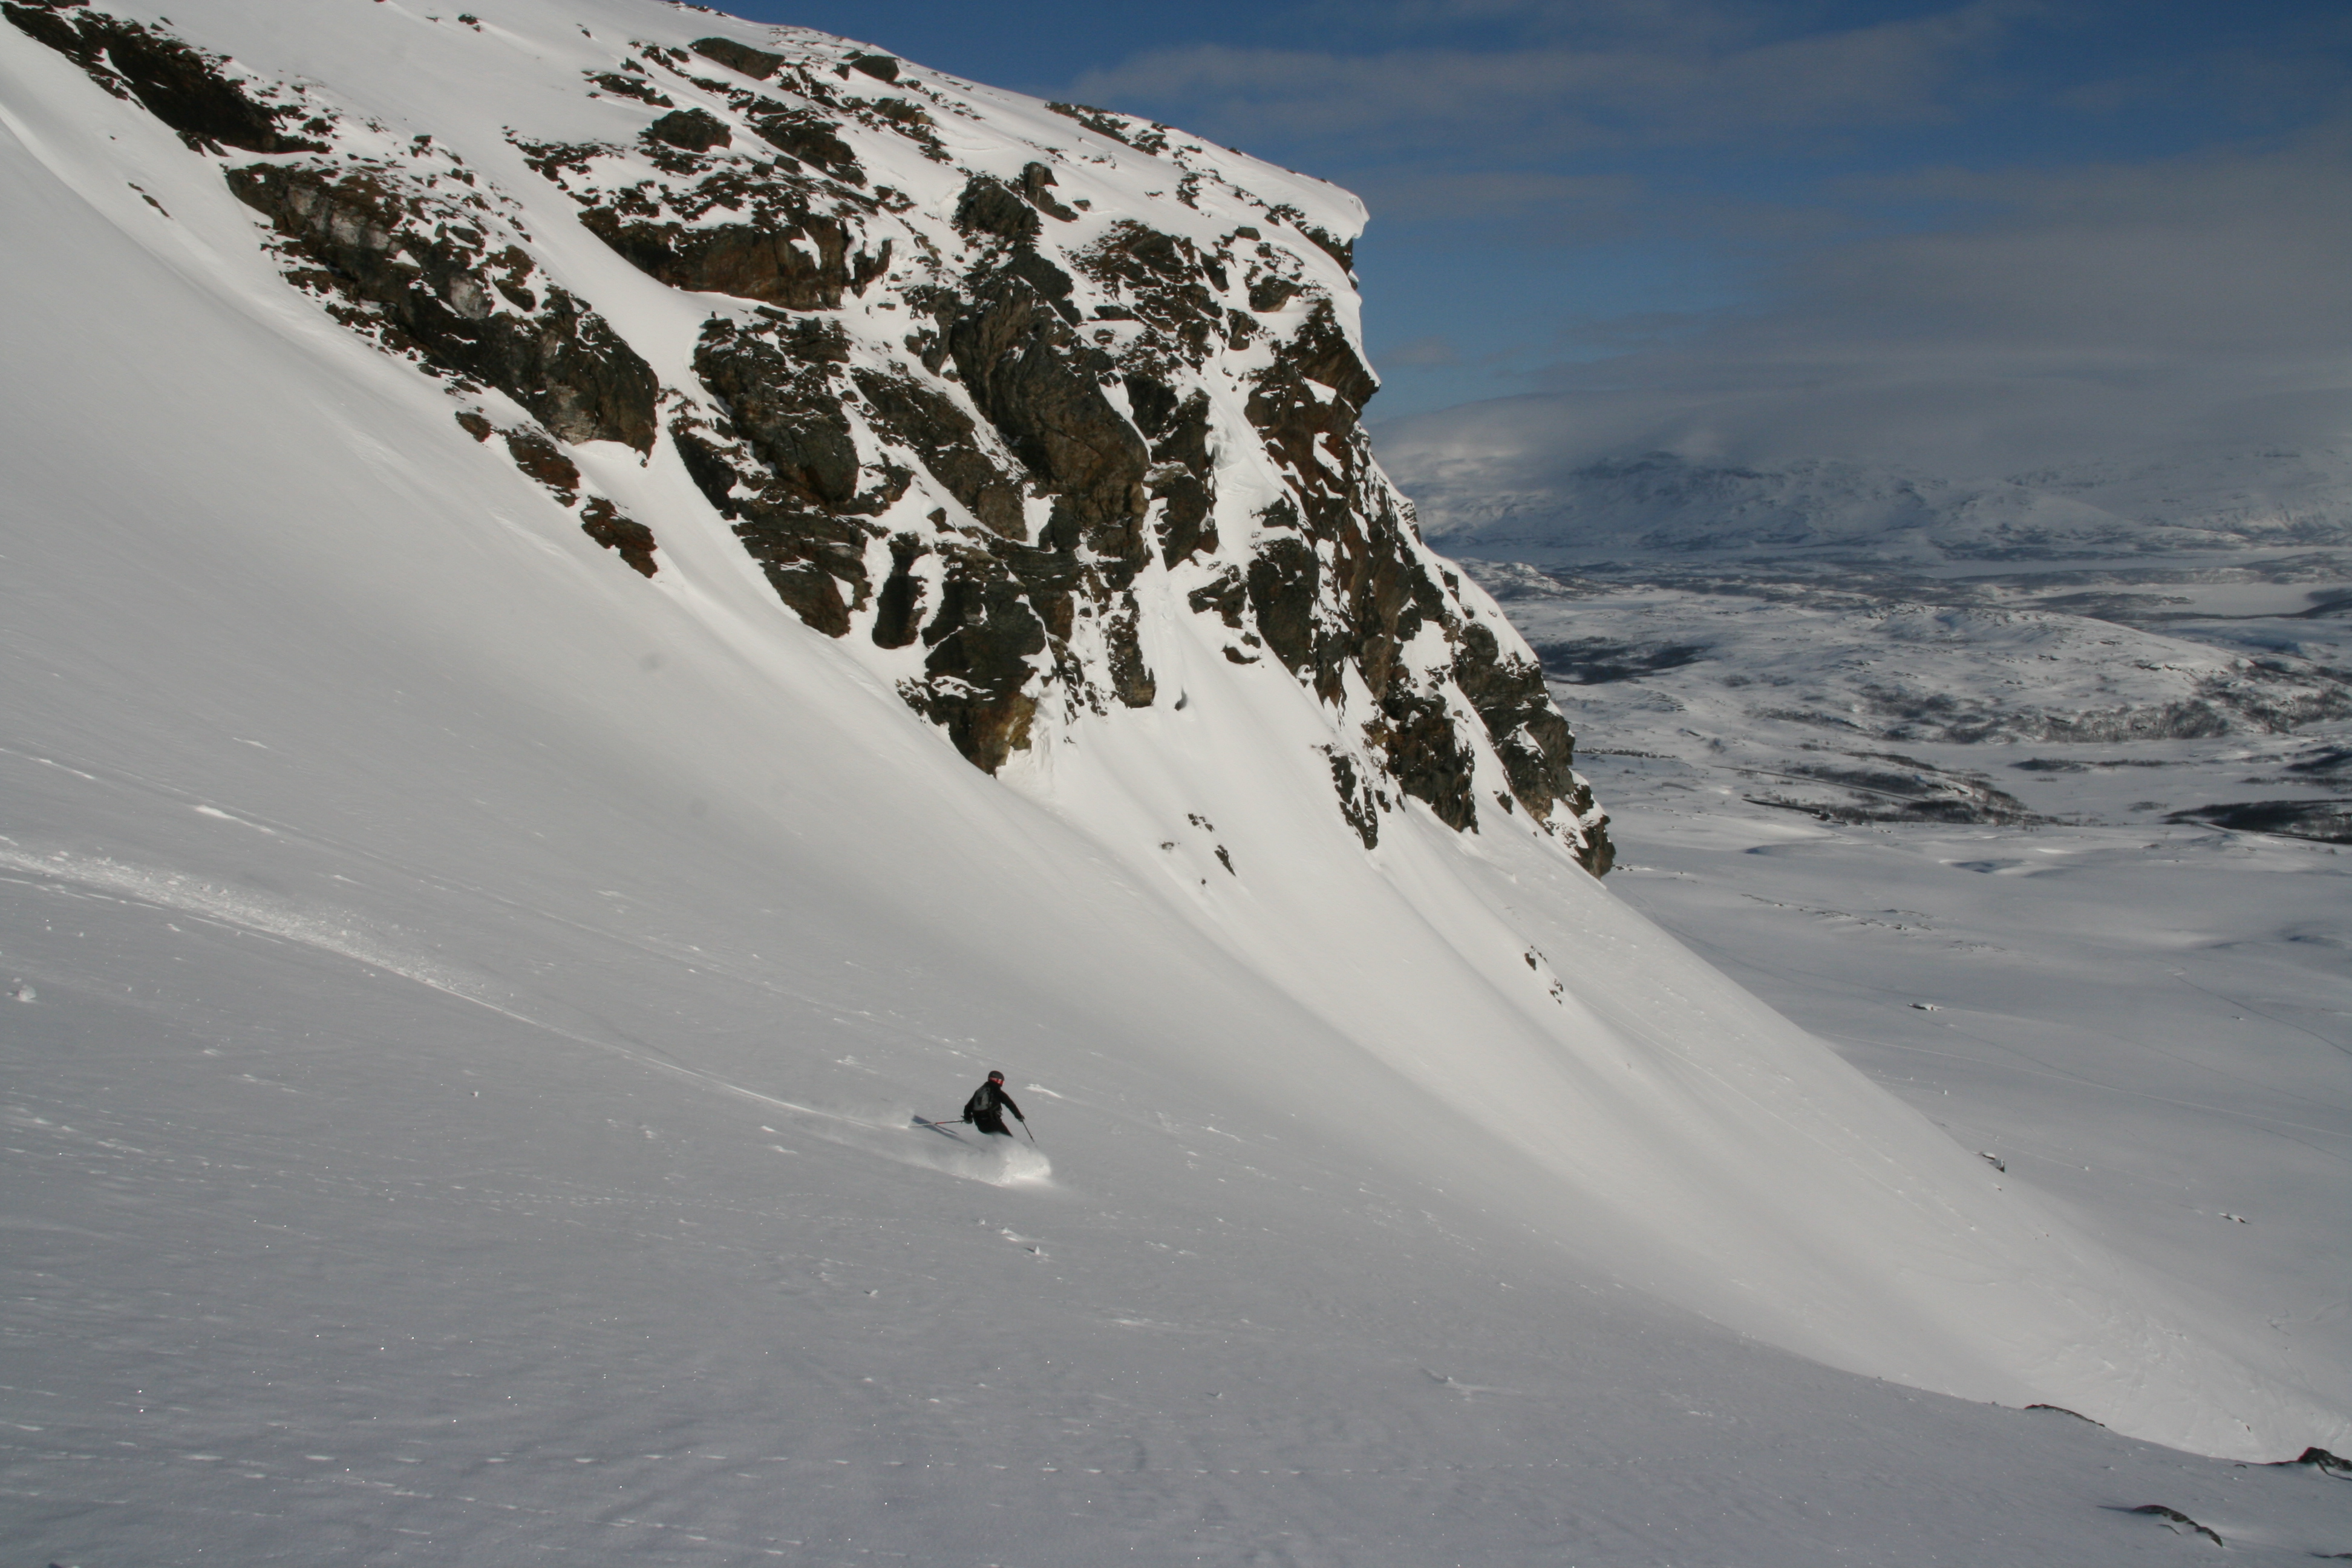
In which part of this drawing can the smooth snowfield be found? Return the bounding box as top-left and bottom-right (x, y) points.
(1590, 806), (2352, 1426)
(2, 2), (2349, 1561)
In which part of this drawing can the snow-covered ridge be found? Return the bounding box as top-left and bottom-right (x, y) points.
(2, 0), (1606, 866)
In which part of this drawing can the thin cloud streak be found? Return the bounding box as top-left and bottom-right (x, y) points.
(1071, 1), (2027, 154)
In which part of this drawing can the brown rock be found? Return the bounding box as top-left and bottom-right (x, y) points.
(580, 498), (658, 577)
(690, 36), (784, 81)
(224, 163), (658, 450)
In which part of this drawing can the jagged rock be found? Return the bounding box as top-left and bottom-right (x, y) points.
(946, 270), (1150, 581)
(690, 36), (783, 82)
(1246, 535), (1320, 679)
(587, 68), (672, 107)
(2122, 1505), (2224, 1547)
(995, 540), (1085, 645)
(454, 412), (658, 580)
(1300, 223), (1356, 272)
(747, 103), (863, 183)
(1045, 101), (1171, 156)
(694, 316), (858, 506)
(681, 316), (881, 638)
(223, 163), (658, 450)
(1452, 621), (1581, 820)
(871, 534), (929, 650)
(1103, 594), (1156, 708)
(567, 178), (888, 310)
(955, 175), (1040, 244)
(999, 249), (1082, 324)
(912, 543), (1047, 771)
(0, 2), (83, 60)
(1328, 751), (1385, 849)
(1248, 274), (1304, 313)
(1126, 377), (1217, 566)
(1079, 221), (1226, 362)
(1020, 163), (1078, 221)
(845, 53), (900, 83)
(1245, 299), (1378, 535)
(687, 451), (866, 638)
(2024, 1403), (2108, 1424)
(1189, 569), (1247, 630)
(852, 369), (1027, 540)
(644, 108), (730, 151)
(580, 498), (658, 578)
(854, 96), (941, 153)
(1377, 686), (1480, 832)
(503, 428), (581, 500)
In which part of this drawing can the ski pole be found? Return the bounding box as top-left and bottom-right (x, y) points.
(1022, 1120), (1037, 1146)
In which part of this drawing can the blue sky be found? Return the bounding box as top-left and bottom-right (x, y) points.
(728, 0), (2352, 463)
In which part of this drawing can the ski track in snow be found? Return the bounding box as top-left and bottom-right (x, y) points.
(0, 840), (1051, 1187)
(0, 841), (480, 998)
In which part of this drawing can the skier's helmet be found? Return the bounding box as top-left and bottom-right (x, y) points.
(987, 1070), (1005, 1083)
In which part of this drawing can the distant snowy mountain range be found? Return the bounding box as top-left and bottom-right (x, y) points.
(4, 3), (2348, 1561)
(1383, 413), (2352, 565)
(1381, 393), (2352, 837)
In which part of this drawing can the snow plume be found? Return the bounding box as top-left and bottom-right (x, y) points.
(1, 9), (2345, 1562)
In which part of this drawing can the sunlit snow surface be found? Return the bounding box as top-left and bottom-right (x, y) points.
(3, 0), (2351, 1562)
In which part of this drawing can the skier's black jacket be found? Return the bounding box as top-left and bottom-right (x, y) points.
(962, 1079), (1024, 1137)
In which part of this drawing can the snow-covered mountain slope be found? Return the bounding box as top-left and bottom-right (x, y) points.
(1, 0), (1606, 863)
(4, 2), (2351, 1560)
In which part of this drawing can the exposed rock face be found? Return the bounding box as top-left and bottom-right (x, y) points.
(580, 498), (660, 579)
(946, 267), (1151, 577)
(14, 5), (1609, 872)
(689, 36), (785, 82)
(645, 108), (731, 151)
(223, 162), (658, 451)
(676, 313), (883, 637)
(452, 411), (662, 580)
(4, 0), (326, 154)
(513, 134), (890, 311)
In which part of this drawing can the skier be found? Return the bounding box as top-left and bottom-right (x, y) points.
(961, 1070), (1025, 1138)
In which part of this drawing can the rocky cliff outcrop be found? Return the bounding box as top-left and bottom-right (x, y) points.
(7, 0), (1609, 872)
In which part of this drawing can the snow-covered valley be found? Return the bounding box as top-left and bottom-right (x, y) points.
(1392, 425), (2352, 1560)
(3, 1), (2350, 1562)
